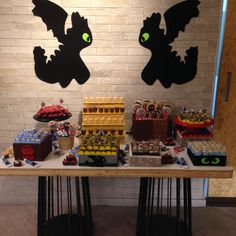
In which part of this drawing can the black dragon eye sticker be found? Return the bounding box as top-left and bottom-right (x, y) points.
(32, 0), (93, 88)
(139, 0), (201, 88)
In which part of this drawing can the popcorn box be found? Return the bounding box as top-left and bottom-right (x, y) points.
(13, 135), (52, 161)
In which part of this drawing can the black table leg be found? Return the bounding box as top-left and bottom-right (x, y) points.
(37, 176), (93, 236)
(136, 177), (149, 236)
(82, 177), (93, 235)
(38, 176), (46, 236)
(187, 178), (192, 236)
(137, 177), (192, 236)
(176, 178), (181, 236)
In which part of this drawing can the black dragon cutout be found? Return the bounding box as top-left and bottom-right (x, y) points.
(139, 0), (201, 88)
(32, 0), (92, 88)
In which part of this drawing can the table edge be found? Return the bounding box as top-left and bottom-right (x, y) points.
(0, 166), (233, 178)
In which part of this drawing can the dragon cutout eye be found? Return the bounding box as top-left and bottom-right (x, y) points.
(211, 158), (220, 165)
(141, 32), (150, 42)
(82, 33), (91, 43)
(201, 158), (209, 165)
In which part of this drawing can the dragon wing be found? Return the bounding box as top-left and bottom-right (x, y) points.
(32, 0), (68, 43)
(164, 0), (201, 44)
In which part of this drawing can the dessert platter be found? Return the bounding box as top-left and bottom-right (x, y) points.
(78, 134), (119, 156)
(175, 108), (214, 146)
(78, 133), (119, 166)
(128, 138), (175, 167)
(33, 101), (72, 122)
(175, 108), (213, 128)
(131, 140), (160, 156)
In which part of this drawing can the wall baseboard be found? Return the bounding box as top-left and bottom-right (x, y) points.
(206, 197), (236, 207)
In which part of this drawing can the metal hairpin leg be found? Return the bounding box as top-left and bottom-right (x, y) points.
(136, 177), (192, 236)
(82, 177), (93, 235)
(37, 176), (93, 236)
(136, 177), (148, 236)
(38, 176), (46, 236)
(187, 178), (192, 236)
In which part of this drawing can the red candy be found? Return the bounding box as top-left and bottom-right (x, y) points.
(37, 105), (69, 119)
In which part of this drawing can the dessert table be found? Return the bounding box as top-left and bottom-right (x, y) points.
(0, 149), (233, 177)
(0, 151), (233, 236)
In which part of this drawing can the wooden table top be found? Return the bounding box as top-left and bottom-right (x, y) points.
(0, 150), (233, 178)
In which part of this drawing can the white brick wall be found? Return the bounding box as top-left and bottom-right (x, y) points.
(0, 0), (222, 206)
